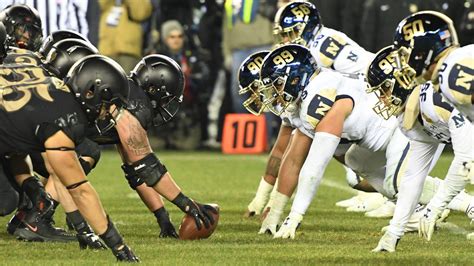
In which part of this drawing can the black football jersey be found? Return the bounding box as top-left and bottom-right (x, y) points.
(0, 63), (88, 156)
(87, 78), (153, 145)
(3, 47), (43, 66)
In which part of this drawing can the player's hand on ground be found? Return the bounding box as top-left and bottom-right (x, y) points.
(274, 212), (303, 239)
(159, 221), (178, 238)
(244, 196), (267, 218)
(258, 208), (281, 235)
(419, 207), (442, 241)
(112, 244), (140, 262)
(372, 231), (399, 253)
(77, 232), (107, 250)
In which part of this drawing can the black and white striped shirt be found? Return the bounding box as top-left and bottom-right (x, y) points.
(0, 0), (89, 38)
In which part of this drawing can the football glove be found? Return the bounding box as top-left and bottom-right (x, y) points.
(78, 231), (107, 250)
(172, 193), (216, 230)
(372, 231), (400, 253)
(419, 206), (443, 241)
(258, 208), (282, 235)
(159, 221), (178, 238)
(274, 212), (303, 239)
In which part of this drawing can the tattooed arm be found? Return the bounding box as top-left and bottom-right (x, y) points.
(263, 125), (293, 185)
(114, 109), (152, 163)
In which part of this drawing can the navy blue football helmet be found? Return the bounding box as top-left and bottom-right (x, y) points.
(392, 11), (459, 88)
(366, 46), (414, 119)
(260, 44), (318, 115)
(238, 50), (270, 115)
(273, 1), (322, 46)
(0, 4), (43, 51)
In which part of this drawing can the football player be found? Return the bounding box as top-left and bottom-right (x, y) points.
(0, 54), (139, 261)
(390, 11), (473, 122)
(367, 13), (473, 252)
(367, 45), (473, 252)
(269, 0), (388, 213)
(44, 47), (216, 237)
(239, 51), (374, 219)
(1, 22), (106, 244)
(239, 51), (303, 218)
(256, 44), (473, 238)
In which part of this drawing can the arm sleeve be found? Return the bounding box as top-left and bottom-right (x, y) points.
(290, 132), (341, 215)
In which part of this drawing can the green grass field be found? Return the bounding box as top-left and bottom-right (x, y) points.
(0, 151), (472, 265)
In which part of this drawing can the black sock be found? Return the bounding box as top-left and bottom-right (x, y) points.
(66, 210), (90, 234)
(153, 207), (171, 227)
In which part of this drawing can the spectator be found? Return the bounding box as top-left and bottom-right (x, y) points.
(157, 20), (210, 149)
(98, 0), (152, 72)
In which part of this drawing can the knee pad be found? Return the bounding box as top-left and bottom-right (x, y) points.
(121, 164), (145, 190)
(128, 153), (168, 187)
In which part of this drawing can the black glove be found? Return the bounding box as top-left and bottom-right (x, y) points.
(159, 222), (178, 238)
(155, 207), (178, 238)
(172, 193), (217, 230)
(78, 231), (107, 250)
(112, 244), (140, 262)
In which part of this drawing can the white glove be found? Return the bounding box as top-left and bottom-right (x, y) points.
(372, 231), (400, 253)
(246, 196), (267, 217)
(419, 206), (442, 241)
(274, 212), (303, 239)
(258, 208), (282, 235)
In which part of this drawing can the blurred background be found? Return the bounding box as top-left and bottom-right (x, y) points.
(1, 0), (473, 151)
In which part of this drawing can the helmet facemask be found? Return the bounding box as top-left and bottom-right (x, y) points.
(239, 79), (266, 115)
(11, 22), (42, 51)
(150, 88), (183, 126)
(366, 78), (404, 120)
(261, 75), (294, 116)
(274, 22), (305, 45)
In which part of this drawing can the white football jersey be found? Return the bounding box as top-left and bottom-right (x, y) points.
(399, 82), (467, 144)
(434, 45), (474, 122)
(307, 27), (375, 74)
(298, 69), (397, 152)
(280, 110), (302, 129)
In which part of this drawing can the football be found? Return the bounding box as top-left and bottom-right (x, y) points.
(178, 204), (220, 240)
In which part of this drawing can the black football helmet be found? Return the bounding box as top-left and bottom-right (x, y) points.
(392, 11), (459, 88)
(39, 30), (88, 57)
(238, 50), (270, 115)
(130, 54), (185, 126)
(0, 4), (43, 51)
(65, 55), (129, 134)
(366, 45), (413, 120)
(260, 44), (319, 115)
(43, 38), (98, 79)
(273, 1), (322, 46)
(0, 22), (7, 62)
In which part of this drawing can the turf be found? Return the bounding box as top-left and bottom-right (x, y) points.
(0, 151), (472, 265)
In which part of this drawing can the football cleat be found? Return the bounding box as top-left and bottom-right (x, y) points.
(258, 208), (282, 235)
(372, 231), (400, 253)
(365, 200), (395, 218)
(335, 195), (360, 208)
(346, 193), (386, 212)
(14, 210), (75, 242)
(6, 209), (27, 235)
